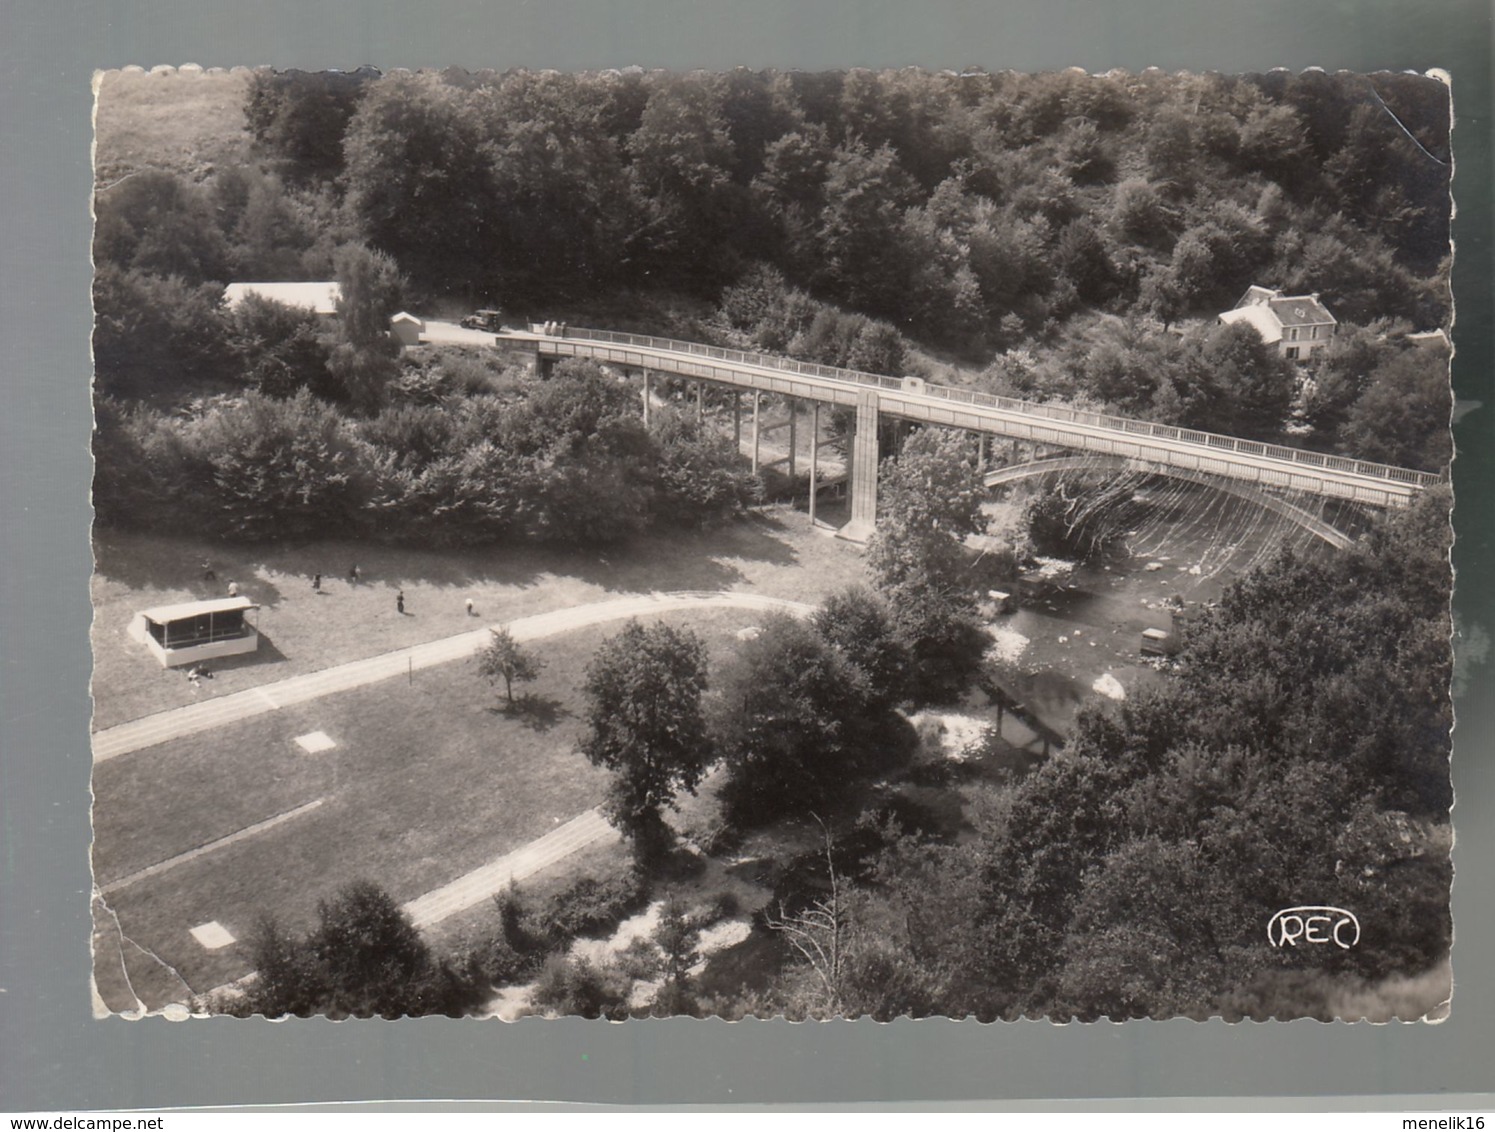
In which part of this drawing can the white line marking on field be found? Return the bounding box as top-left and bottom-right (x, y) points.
(293, 730), (336, 754)
(98, 798), (327, 895)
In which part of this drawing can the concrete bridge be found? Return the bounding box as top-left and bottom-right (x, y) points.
(499, 326), (1443, 542)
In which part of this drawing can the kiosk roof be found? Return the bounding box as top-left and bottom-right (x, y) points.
(139, 596), (259, 624)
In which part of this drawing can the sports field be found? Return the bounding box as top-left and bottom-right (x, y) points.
(92, 605), (767, 1003)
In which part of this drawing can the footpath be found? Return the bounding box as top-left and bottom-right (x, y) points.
(93, 590), (813, 762)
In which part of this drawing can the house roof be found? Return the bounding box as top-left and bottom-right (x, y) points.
(1219, 304), (1285, 344)
(1236, 285), (1278, 307)
(1266, 295), (1335, 327)
(139, 596), (259, 624)
(1223, 285), (1337, 341)
(224, 281), (342, 315)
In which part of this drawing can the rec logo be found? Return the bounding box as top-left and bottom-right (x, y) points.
(1268, 906), (1360, 950)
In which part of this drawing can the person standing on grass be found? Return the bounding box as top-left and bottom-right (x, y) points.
(200, 559), (216, 582)
(465, 598), (475, 617)
(397, 590), (405, 615)
(227, 581), (239, 598)
(313, 573), (322, 592)
(349, 563), (360, 585)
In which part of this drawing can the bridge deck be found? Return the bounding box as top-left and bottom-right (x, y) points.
(501, 327), (1444, 508)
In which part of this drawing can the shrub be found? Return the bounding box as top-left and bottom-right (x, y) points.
(707, 890), (742, 922)
(530, 953), (630, 1019)
(456, 934), (538, 988)
(182, 389), (366, 541)
(615, 936), (664, 981)
(678, 814), (742, 857)
(538, 869), (650, 946)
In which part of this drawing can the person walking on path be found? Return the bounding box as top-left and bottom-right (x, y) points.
(313, 573), (322, 592)
(200, 559), (216, 582)
(227, 581), (239, 598)
(465, 598), (475, 617)
(348, 564), (360, 585)
(396, 590), (406, 615)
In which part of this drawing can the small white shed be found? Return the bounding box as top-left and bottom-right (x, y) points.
(390, 311), (425, 346)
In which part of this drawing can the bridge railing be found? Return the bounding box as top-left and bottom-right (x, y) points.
(555, 327), (1445, 490)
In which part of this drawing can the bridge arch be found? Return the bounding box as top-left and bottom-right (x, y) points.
(983, 455), (1356, 550)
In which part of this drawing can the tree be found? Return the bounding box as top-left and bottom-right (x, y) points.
(92, 265), (235, 401)
(866, 428), (989, 703)
(242, 880), (484, 1019)
(478, 626), (542, 707)
(479, 69), (635, 299)
(326, 241), (405, 414)
(245, 68), (377, 186)
(649, 409), (763, 528)
(181, 389), (363, 541)
(713, 612), (874, 824)
(1339, 347), (1452, 472)
(93, 169), (229, 284)
(765, 821), (851, 1016)
(230, 292), (336, 400)
(814, 142), (918, 316)
(310, 880), (433, 1018)
(625, 74), (744, 289)
(811, 586), (909, 711)
(580, 620), (712, 860)
(244, 913), (324, 1018)
(496, 360), (658, 545)
(651, 895), (702, 1015)
(1196, 320), (1297, 437)
(341, 73), (499, 294)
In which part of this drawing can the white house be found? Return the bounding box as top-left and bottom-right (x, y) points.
(1218, 285), (1338, 362)
(223, 281), (343, 317)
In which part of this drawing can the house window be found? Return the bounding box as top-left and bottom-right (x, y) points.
(1285, 346), (1300, 360)
(1288, 327), (1299, 341)
(1310, 325), (1319, 340)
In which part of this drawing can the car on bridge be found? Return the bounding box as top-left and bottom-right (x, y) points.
(460, 309), (505, 331)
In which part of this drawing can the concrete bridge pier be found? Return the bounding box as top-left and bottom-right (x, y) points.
(808, 403), (821, 527)
(751, 391), (762, 474)
(788, 403), (798, 479)
(641, 370), (652, 428)
(733, 392), (742, 449)
(837, 391), (880, 543)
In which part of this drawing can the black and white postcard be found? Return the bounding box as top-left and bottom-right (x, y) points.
(89, 63), (1455, 1024)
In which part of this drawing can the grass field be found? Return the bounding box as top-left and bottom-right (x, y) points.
(90, 507), (863, 729)
(94, 68), (254, 187)
(92, 606), (767, 997)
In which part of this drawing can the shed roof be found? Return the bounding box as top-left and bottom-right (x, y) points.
(390, 311), (425, 327)
(224, 281), (342, 315)
(139, 596), (259, 624)
(1407, 328), (1451, 349)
